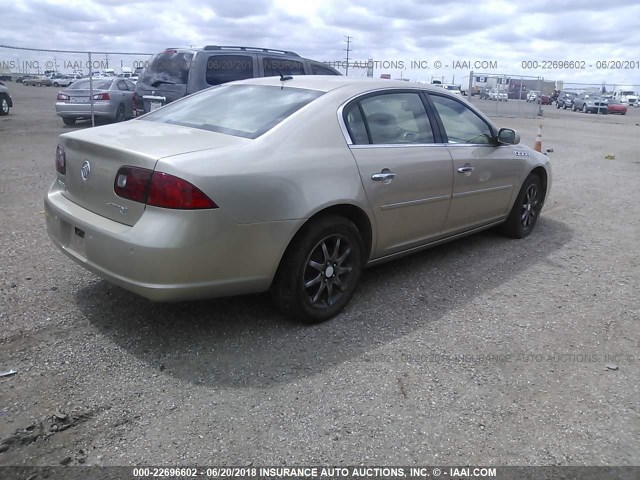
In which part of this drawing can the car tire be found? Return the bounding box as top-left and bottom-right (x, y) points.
(114, 104), (126, 123)
(271, 215), (364, 323)
(499, 173), (543, 239)
(572, 104), (577, 111)
(53, 82), (59, 87)
(62, 117), (76, 126)
(0, 96), (9, 116)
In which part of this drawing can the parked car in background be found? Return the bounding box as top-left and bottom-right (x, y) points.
(489, 88), (508, 101)
(55, 78), (136, 125)
(572, 93), (608, 114)
(556, 91), (578, 109)
(23, 75), (53, 87)
(441, 84), (462, 95)
(52, 75), (79, 88)
(0, 82), (13, 115)
(15, 74), (37, 84)
(526, 90), (541, 102)
(537, 94), (552, 105)
(133, 45), (341, 115)
(606, 98), (627, 115)
(45, 77), (551, 323)
(508, 89), (528, 100)
(478, 88), (492, 100)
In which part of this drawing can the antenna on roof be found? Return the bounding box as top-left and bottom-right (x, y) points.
(279, 71), (293, 84)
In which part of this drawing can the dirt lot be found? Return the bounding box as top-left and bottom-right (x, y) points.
(0, 83), (638, 469)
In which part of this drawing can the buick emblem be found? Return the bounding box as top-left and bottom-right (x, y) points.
(80, 160), (91, 181)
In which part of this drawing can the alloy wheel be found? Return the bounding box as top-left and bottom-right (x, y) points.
(303, 234), (354, 308)
(521, 183), (539, 229)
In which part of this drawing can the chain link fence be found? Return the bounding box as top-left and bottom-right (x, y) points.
(1, 45), (153, 126)
(462, 72), (556, 118)
(0, 45), (152, 78)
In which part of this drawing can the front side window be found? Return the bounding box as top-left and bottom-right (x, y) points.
(348, 92), (434, 145)
(142, 84), (323, 139)
(429, 95), (494, 144)
(263, 58), (305, 77)
(206, 55), (254, 86)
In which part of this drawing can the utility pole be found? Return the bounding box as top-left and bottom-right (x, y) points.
(344, 36), (352, 76)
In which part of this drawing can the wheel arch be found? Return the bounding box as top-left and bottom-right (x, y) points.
(530, 165), (548, 202)
(280, 203), (374, 269)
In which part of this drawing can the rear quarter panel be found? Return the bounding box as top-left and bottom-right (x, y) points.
(153, 94), (372, 226)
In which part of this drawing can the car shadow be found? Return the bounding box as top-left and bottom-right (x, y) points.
(76, 218), (572, 388)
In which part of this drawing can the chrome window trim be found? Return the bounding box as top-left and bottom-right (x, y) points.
(349, 143), (449, 149)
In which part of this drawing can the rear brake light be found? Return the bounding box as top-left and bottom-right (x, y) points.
(57, 93), (70, 101)
(55, 145), (66, 175)
(148, 172), (217, 209)
(93, 92), (110, 100)
(114, 167), (217, 209)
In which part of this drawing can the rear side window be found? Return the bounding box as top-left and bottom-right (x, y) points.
(349, 92), (435, 145)
(139, 51), (193, 86)
(263, 57), (305, 77)
(344, 104), (368, 145)
(206, 55), (254, 86)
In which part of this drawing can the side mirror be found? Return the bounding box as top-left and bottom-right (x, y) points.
(497, 128), (520, 145)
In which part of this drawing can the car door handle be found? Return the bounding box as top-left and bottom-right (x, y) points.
(457, 165), (474, 174)
(371, 170), (396, 183)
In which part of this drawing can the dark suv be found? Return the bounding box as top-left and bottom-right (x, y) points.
(134, 45), (340, 115)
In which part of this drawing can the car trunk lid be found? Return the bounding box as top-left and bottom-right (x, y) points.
(59, 121), (246, 226)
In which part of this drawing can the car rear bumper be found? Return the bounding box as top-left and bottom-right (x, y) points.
(55, 102), (116, 118)
(44, 184), (302, 301)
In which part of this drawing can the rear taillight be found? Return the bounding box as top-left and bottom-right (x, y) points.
(114, 167), (217, 210)
(114, 167), (152, 203)
(55, 145), (66, 175)
(57, 93), (69, 101)
(93, 92), (110, 100)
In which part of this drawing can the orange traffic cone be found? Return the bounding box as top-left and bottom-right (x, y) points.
(534, 124), (542, 152)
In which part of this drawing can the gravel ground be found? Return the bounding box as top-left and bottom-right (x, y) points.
(0, 83), (638, 469)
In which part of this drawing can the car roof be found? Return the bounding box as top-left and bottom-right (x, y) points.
(228, 75), (456, 94)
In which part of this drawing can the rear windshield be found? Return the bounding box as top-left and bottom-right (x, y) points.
(139, 51), (194, 87)
(141, 84), (324, 139)
(68, 79), (112, 90)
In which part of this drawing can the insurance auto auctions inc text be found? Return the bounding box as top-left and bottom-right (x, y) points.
(253, 466), (496, 478)
(323, 60), (498, 70)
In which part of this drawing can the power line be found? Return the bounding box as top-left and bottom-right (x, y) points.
(344, 36), (352, 76)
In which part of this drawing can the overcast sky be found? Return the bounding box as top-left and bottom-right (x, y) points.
(2, 0), (640, 87)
